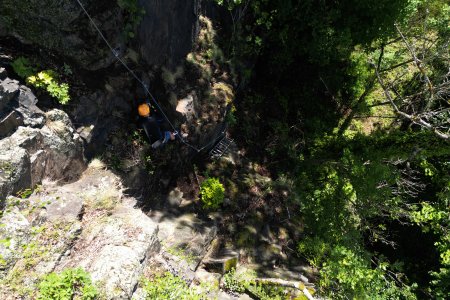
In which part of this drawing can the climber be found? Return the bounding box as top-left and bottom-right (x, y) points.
(137, 101), (176, 149)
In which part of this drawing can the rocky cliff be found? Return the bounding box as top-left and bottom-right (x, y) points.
(0, 0), (200, 70)
(0, 2), (316, 299)
(0, 69), (85, 204)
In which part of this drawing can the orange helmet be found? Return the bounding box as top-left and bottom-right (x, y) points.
(138, 103), (150, 117)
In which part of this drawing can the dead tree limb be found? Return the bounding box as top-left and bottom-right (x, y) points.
(373, 63), (449, 140)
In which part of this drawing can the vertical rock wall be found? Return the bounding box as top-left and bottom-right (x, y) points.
(138, 0), (201, 67)
(0, 0), (200, 70)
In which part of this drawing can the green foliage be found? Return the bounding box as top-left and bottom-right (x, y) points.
(142, 272), (204, 300)
(117, 0), (145, 39)
(319, 245), (417, 299)
(225, 105), (237, 126)
(223, 268), (285, 299)
(246, 283), (284, 300)
(38, 268), (98, 300)
(200, 177), (225, 210)
(295, 130), (450, 298)
(223, 268), (246, 294)
(410, 158), (450, 298)
(27, 71), (70, 104)
(11, 56), (35, 78)
(11, 57), (70, 104)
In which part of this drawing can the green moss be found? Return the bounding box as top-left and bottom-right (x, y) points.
(224, 257), (238, 273)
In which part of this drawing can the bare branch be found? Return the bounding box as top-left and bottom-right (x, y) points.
(373, 62), (449, 140)
(396, 24), (434, 99)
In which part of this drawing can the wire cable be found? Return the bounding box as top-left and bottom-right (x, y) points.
(75, 0), (229, 153)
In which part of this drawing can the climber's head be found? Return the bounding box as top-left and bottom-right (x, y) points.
(138, 103), (150, 117)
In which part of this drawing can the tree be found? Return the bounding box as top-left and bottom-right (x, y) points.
(372, 5), (449, 140)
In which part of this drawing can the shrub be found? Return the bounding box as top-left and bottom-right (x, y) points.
(117, 0), (145, 39)
(223, 268), (246, 294)
(11, 57), (71, 105)
(142, 272), (203, 300)
(200, 177), (225, 209)
(38, 268), (98, 300)
(11, 57), (35, 78)
(27, 70), (70, 104)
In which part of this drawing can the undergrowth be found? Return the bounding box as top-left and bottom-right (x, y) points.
(38, 268), (98, 300)
(11, 56), (70, 104)
(142, 272), (206, 300)
(200, 177), (225, 210)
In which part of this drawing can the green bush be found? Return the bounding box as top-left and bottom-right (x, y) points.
(11, 57), (35, 78)
(142, 272), (203, 300)
(38, 268), (98, 300)
(223, 268), (284, 299)
(200, 177), (225, 209)
(223, 268), (246, 294)
(117, 0), (145, 39)
(11, 57), (71, 105)
(27, 70), (70, 104)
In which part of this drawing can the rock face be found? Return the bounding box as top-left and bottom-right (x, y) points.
(0, 162), (223, 300)
(0, 0), (121, 70)
(0, 74), (85, 203)
(0, 0), (200, 70)
(50, 167), (160, 299)
(138, 0), (200, 67)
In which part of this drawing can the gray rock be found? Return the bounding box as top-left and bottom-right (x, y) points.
(0, 110), (23, 138)
(0, 148), (31, 206)
(131, 287), (147, 300)
(1, 0), (202, 70)
(45, 192), (84, 223)
(17, 85), (38, 108)
(195, 267), (221, 286)
(0, 67), (7, 80)
(0, 1), (121, 70)
(217, 291), (240, 300)
(0, 207), (31, 272)
(0, 78), (19, 111)
(0, 108), (86, 201)
(154, 212), (217, 270)
(0, 77), (45, 134)
(167, 187), (184, 207)
(30, 150), (46, 186)
(57, 200), (160, 299)
(203, 249), (239, 274)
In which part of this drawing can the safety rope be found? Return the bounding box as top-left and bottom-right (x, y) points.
(75, 0), (226, 153)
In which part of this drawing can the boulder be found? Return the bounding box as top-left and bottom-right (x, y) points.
(0, 76), (45, 138)
(0, 109), (86, 202)
(0, 110), (23, 138)
(0, 77), (20, 111)
(0, 148), (31, 204)
(0, 67), (6, 80)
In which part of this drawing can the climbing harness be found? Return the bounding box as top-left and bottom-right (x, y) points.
(75, 0), (227, 154)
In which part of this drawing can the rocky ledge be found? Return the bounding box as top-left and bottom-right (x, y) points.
(0, 71), (85, 205)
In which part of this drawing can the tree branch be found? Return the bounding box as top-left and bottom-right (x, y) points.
(373, 63), (449, 140)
